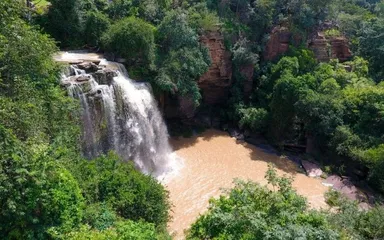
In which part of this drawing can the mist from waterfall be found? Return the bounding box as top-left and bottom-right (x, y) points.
(61, 58), (177, 177)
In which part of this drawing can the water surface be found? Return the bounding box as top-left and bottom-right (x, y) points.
(166, 129), (328, 239)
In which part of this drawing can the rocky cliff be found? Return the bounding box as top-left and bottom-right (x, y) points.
(198, 31), (233, 105)
(263, 26), (292, 61)
(263, 26), (352, 62)
(308, 32), (352, 62)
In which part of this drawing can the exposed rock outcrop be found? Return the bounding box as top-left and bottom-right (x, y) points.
(198, 31), (233, 105)
(264, 26), (292, 61)
(263, 25), (352, 63)
(308, 32), (352, 62)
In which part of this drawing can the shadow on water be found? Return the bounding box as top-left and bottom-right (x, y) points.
(171, 128), (300, 175)
(244, 142), (300, 175)
(170, 129), (223, 151)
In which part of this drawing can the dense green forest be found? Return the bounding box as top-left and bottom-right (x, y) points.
(1, 0), (384, 239)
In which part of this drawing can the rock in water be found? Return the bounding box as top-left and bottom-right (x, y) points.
(302, 160), (323, 178)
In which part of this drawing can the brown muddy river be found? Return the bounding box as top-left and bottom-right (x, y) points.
(164, 129), (329, 239)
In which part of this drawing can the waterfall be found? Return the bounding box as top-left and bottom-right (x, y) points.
(60, 56), (177, 177)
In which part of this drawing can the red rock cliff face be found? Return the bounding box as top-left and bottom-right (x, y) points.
(308, 32), (352, 62)
(264, 26), (292, 61)
(198, 31), (233, 105)
(263, 26), (352, 62)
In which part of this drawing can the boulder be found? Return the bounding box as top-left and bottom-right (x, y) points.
(92, 69), (117, 85)
(323, 175), (367, 202)
(77, 62), (100, 73)
(302, 160), (323, 178)
(68, 75), (91, 83)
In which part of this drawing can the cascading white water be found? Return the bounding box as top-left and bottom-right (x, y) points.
(60, 57), (177, 177)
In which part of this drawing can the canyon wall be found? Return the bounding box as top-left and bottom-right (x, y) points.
(198, 31), (233, 105)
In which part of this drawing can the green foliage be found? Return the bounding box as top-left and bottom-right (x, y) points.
(324, 29), (342, 37)
(102, 17), (156, 70)
(187, 166), (339, 240)
(232, 37), (259, 66)
(83, 203), (117, 231)
(187, 2), (220, 33)
(325, 191), (384, 239)
(51, 220), (161, 240)
(45, 0), (85, 47)
(72, 152), (170, 227)
(359, 18), (384, 81)
(84, 11), (110, 47)
(156, 10), (199, 52)
(155, 10), (211, 105)
(0, 126), (84, 239)
(238, 107), (268, 132)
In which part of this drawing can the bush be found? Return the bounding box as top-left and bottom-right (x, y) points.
(187, 165), (339, 240)
(45, 0), (85, 48)
(51, 220), (161, 240)
(238, 107), (268, 132)
(83, 203), (117, 231)
(155, 10), (211, 105)
(72, 152), (170, 227)
(326, 190), (384, 239)
(0, 126), (84, 239)
(84, 11), (110, 47)
(102, 17), (156, 69)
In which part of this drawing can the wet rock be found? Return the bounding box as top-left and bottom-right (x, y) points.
(302, 160), (323, 178)
(228, 128), (243, 140)
(74, 75), (91, 82)
(194, 113), (212, 128)
(323, 175), (367, 202)
(92, 69), (117, 85)
(236, 133), (245, 141)
(78, 81), (93, 93)
(60, 79), (72, 87)
(77, 62), (100, 73)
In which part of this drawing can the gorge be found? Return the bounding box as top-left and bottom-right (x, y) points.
(56, 52), (344, 239)
(3, 0), (384, 239)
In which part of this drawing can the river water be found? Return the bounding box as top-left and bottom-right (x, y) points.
(165, 129), (329, 239)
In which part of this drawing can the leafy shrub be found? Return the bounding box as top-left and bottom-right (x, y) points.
(73, 152), (170, 227)
(0, 126), (84, 239)
(84, 11), (110, 47)
(326, 190), (384, 239)
(83, 203), (117, 231)
(51, 220), (161, 240)
(102, 17), (156, 69)
(155, 10), (211, 105)
(187, 165), (339, 240)
(232, 37), (259, 66)
(238, 107), (268, 132)
(187, 3), (220, 32)
(45, 0), (85, 47)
